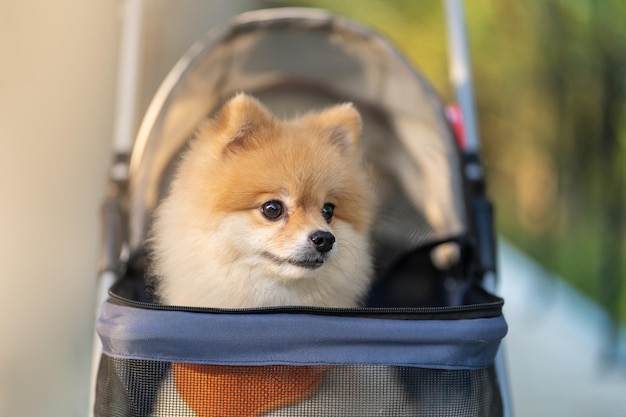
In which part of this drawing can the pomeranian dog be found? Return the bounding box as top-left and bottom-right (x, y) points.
(149, 93), (374, 308)
(148, 94), (420, 417)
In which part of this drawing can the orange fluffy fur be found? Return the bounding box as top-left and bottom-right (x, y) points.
(150, 93), (374, 308)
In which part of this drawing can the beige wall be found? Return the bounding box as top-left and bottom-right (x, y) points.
(0, 1), (257, 416)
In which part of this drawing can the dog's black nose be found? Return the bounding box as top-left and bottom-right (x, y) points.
(309, 231), (335, 253)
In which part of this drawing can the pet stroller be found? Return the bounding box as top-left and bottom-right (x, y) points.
(92, 5), (510, 417)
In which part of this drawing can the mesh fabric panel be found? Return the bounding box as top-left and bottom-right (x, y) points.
(95, 355), (502, 417)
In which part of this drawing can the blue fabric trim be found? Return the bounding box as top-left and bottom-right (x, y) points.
(97, 301), (507, 370)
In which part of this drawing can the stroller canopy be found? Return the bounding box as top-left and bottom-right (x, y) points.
(127, 8), (466, 275)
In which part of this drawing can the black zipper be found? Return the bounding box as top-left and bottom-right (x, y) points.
(108, 288), (504, 321)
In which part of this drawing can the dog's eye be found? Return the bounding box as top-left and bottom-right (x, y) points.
(261, 200), (284, 220)
(321, 203), (335, 223)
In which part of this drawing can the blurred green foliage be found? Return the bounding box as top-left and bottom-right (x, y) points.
(271, 0), (626, 326)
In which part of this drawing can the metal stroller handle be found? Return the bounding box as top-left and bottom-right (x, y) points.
(445, 0), (480, 156)
(445, 0), (496, 287)
(89, 2), (144, 416)
(445, 2), (513, 416)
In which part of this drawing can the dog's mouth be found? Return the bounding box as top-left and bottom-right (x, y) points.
(261, 252), (324, 270)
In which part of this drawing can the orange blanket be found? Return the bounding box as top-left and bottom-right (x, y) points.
(172, 363), (326, 417)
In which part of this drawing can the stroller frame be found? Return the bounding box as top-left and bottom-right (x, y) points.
(90, 2), (512, 416)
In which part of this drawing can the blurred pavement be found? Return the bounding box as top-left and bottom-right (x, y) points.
(498, 240), (626, 417)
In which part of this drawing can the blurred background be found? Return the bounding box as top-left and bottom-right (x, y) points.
(1, 1), (624, 416)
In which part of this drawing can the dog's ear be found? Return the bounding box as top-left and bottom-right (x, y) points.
(309, 103), (362, 153)
(203, 93), (272, 153)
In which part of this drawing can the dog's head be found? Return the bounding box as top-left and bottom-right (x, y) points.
(152, 94), (374, 306)
(194, 94), (372, 279)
